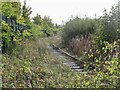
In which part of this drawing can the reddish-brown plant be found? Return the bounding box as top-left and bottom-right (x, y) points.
(69, 35), (91, 56)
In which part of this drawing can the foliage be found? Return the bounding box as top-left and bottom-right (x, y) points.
(1, 1), (32, 54)
(62, 17), (96, 45)
(16, 15), (25, 25)
(22, 0), (32, 24)
(1, 2), (25, 24)
(1, 21), (23, 54)
(10, 2), (21, 21)
(1, 2), (21, 20)
(33, 14), (61, 36)
(84, 40), (119, 65)
(1, 2), (14, 17)
(33, 14), (43, 25)
(1, 0), (120, 89)
(1, 38), (120, 88)
(30, 23), (45, 38)
(1, 21), (11, 46)
(93, 5), (120, 48)
(69, 36), (91, 56)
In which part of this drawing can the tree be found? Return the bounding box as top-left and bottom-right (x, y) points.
(10, 1), (21, 21)
(94, 3), (120, 48)
(33, 14), (43, 25)
(1, 1), (31, 54)
(22, 0), (32, 24)
(62, 17), (96, 45)
(1, 1), (22, 21)
(1, 2), (14, 17)
(33, 14), (56, 36)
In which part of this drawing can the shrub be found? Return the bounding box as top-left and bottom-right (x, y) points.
(69, 36), (91, 56)
(84, 40), (120, 70)
(93, 6), (120, 48)
(62, 17), (96, 45)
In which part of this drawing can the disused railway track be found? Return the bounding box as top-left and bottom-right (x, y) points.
(50, 44), (85, 69)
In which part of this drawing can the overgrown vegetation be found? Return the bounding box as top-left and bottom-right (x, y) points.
(0, 1), (61, 54)
(33, 14), (61, 36)
(1, 38), (119, 88)
(62, 17), (95, 45)
(0, 0), (120, 88)
(61, 2), (120, 88)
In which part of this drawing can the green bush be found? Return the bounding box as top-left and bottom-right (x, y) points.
(62, 17), (96, 45)
(93, 6), (120, 48)
(30, 23), (45, 38)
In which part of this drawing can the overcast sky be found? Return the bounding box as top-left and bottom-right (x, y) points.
(20, 0), (118, 25)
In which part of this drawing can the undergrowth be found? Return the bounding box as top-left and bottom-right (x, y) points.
(1, 38), (119, 88)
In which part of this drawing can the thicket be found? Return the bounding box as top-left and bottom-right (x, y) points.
(61, 3), (120, 88)
(0, 0), (120, 88)
(0, 1), (32, 54)
(33, 14), (61, 36)
(1, 38), (119, 88)
(62, 3), (120, 56)
(0, 1), (61, 54)
(62, 17), (96, 45)
(0, 1), (64, 88)
(93, 7), (120, 49)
